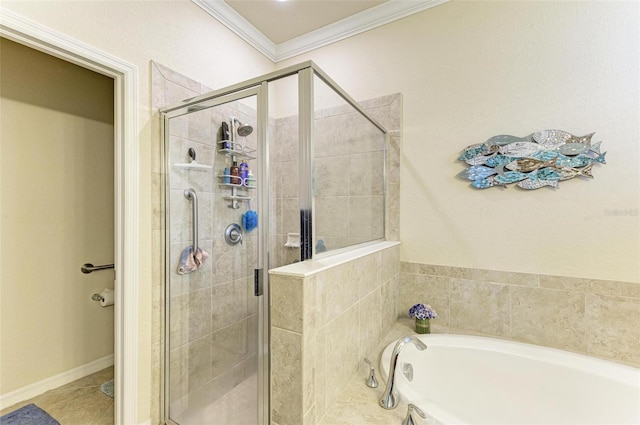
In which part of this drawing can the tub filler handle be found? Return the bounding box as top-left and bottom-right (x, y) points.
(402, 403), (427, 425)
(363, 358), (379, 388)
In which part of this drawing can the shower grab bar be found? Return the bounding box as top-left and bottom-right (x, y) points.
(184, 188), (198, 253)
(81, 263), (114, 274)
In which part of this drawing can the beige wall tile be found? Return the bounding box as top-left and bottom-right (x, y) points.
(358, 289), (383, 360)
(319, 266), (359, 325)
(380, 246), (400, 283)
(324, 306), (360, 411)
(541, 274), (640, 298)
(187, 287), (212, 342)
(348, 151), (385, 196)
(348, 195), (384, 239)
(511, 287), (586, 352)
(381, 275), (398, 334)
(271, 274), (304, 333)
(450, 279), (510, 336)
(314, 326), (328, 422)
(315, 197), (350, 238)
(271, 327), (303, 425)
(470, 268), (538, 287)
(353, 254), (382, 300)
(187, 336), (212, 392)
(211, 280), (246, 331)
(586, 294), (640, 365)
(398, 273), (450, 326)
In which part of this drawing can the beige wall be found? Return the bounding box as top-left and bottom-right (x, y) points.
(0, 39), (115, 393)
(278, 1), (640, 283)
(1, 1), (275, 422)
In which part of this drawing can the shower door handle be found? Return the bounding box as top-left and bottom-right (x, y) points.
(254, 269), (263, 296)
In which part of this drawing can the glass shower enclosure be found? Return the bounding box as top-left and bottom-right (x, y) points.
(160, 62), (387, 425)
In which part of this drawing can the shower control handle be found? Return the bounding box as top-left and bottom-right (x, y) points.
(225, 223), (243, 245)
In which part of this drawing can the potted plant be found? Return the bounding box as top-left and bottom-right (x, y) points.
(408, 303), (437, 334)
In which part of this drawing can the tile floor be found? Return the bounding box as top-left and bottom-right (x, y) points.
(0, 367), (114, 425)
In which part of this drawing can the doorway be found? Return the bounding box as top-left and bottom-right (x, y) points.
(0, 9), (139, 425)
(0, 36), (115, 423)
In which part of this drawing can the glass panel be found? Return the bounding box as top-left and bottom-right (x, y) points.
(268, 74), (301, 267)
(165, 94), (259, 425)
(312, 75), (386, 254)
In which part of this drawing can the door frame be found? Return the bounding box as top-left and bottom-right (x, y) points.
(0, 9), (140, 425)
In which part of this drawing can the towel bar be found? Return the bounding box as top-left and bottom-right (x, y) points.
(184, 188), (199, 253)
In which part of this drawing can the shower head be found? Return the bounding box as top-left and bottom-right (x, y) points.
(231, 117), (253, 137)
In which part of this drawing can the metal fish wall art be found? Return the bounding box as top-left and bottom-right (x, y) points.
(458, 130), (607, 190)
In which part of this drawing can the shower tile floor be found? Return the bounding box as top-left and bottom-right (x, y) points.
(174, 373), (258, 425)
(0, 367), (114, 425)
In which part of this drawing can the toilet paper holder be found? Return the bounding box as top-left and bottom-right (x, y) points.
(91, 288), (114, 307)
(91, 293), (105, 302)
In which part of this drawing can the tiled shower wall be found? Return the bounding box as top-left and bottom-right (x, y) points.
(272, 94), (402, 266)
(270, 242), (400, 425)
(152, 62), (261, 421)
(399, 263), (640, 367)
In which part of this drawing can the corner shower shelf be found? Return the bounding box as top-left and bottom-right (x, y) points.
(218, 181), (256, 189)
(217, 141), (256, 160)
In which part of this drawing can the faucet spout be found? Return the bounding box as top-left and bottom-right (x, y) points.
(379, 336), (427, 410)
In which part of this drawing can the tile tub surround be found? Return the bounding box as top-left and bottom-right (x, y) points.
(270, 242), (400, 425)
(399, 262), (640, 367)
(317, 320), (414, 425)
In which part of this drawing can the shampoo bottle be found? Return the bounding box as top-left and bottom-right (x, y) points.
(239, 161), (249, 185)
(230, 161), (240, 185)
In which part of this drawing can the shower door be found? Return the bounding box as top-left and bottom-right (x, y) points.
(163, 86), (268, 425)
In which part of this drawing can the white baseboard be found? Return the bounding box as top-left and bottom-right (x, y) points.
(0, 354), (114, 410)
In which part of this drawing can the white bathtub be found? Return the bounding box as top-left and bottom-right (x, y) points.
(381, 334), (640, 424)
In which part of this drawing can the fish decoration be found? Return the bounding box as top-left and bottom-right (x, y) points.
(498, 142), (545, 157)
(556, 163), (595, 180)
(465, 153), (495, 166)
(494, 171), (528, 184)
(517, 178), (560, 190)
(533, 129), (573, 149)
(471, 176), (506, 189)
(458, 130), (606, 190)
(505, 158), (556, 173)
(484, 155), (514, 168)
(486, 134), (533, 147)
(457, 165), (497, 181)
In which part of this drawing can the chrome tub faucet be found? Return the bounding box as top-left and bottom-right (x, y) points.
(379, 336), (427, 409)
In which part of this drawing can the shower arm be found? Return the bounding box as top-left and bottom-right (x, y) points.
(184, 188), (198, 253)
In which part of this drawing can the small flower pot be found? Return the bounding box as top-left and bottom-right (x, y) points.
(415, 318), (431, 334)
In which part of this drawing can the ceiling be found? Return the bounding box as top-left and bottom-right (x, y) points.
(226, 0), (386, 45)
(193, 0), (447, 62)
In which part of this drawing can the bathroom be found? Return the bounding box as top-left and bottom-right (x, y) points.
(0, 1), (638, 425)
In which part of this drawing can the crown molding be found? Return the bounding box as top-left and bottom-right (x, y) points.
(193, 0), (448, 63)
(193, 0), (277, 61)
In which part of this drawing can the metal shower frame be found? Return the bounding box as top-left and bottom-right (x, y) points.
(160, 60), (387, 425)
